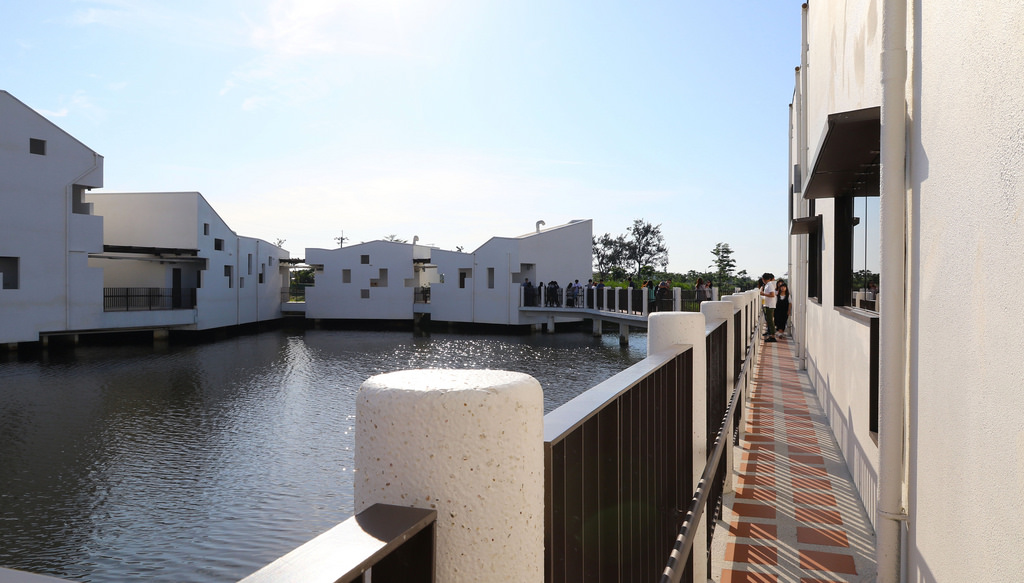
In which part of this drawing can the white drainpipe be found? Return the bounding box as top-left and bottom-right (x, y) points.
(877, 0), (909, 580)
(797, 3), (810, 369)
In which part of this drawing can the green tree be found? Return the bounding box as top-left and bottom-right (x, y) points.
(593, 233), (628, 280)
(625, 219), (669, 279)
(710, 242), (737, 282)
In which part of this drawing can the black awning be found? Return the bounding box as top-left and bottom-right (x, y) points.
(103, 245), (198, 256)
(790, 215), (822, 235)
(804, 106), (880, 199)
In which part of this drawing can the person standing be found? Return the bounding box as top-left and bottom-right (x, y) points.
(761, 273), (777, 342)
(774, 281), (791, 338)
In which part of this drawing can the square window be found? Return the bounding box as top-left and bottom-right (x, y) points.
(361, 289), (370, 299)
(360, 255), (370, 264)
(215, 238), (225, 251)
(29, 138), (46, 155)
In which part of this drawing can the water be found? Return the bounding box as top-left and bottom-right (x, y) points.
(0, 328), (646, 582)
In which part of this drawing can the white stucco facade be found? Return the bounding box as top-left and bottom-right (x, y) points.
(304, 220), (593, 327)
(0, 91), (289, 343)
(788, 2), (1024, 580)
(87, 192), (290, 331)
(0, 91), (105, 344)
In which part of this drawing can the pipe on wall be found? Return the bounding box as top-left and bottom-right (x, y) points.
(877, 0), (909, 580)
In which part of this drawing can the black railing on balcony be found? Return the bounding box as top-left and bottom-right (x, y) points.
(103, 287), (196, 311)
(704, 320), (729, 554)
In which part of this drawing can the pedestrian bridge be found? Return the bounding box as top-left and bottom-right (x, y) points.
(517, 286), (705, 343)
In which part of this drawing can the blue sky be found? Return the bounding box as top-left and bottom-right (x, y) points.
(3, 0), (802, 276)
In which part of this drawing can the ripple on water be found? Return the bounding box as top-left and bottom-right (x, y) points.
(0, 329), (646, 581)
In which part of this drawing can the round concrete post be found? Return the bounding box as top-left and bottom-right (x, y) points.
(356, 370), (544, 582)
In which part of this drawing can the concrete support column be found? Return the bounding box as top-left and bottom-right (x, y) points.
(646, 312), (708, 583)
(356, 370), (545, 583)
(592, 317), (602, 336)
(153, 329), (170, 341)
(547, 315), (556, 333)
(618, 322), (629, 345)
(702, 300), (737, 494)
(672, 287), (681, 312)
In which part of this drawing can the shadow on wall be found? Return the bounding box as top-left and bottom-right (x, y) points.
(806, 355), (879, 530)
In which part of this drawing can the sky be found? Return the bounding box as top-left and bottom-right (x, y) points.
(3, 0), (803, 277)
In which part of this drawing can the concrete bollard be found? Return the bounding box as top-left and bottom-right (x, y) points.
(355, 369), (544, 582)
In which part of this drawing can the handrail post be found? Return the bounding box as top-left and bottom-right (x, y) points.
(356, 370), (545, 582)
(648, 312), (708, 583)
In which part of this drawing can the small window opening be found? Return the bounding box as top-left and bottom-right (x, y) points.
(215, 238), (225, 251)
(204, 223), (210, 236)
(342, 269), (352, 283)
(360, 255), (370, 265)
(29, 138), (46, 155)
(0, 257), (20, 289)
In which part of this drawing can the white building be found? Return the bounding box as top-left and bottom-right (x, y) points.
(88, 192), (290, 331)
(305, 220), (593, 327)
(0, 91), (105, 345)
(787, 2), (1024, 580)
(0, 91), (289, 345)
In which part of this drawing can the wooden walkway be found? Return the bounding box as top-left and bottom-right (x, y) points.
(710, 335), (877, 583)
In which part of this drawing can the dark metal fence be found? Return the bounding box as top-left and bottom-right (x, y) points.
(103, 287), (196, 311)
(544, 348), (694, 583)
(704, 321), (729, 555)
(414, 286), (431, 304)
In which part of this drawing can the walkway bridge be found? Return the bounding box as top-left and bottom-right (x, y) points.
(518, 285), (703, 342)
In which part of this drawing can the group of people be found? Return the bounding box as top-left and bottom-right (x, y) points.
(758, 272), (790, 343)
(522, 278), (601, 307)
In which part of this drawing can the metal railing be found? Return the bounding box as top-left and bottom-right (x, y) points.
(661, 313), (757, 583)
(103, 287), (196, 311)
(544, 347), (695, 582)
(413, 286), (430, 304)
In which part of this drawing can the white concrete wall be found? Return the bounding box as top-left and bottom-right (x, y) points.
(905, 4), (1024, 580)
(471, 219), (592, 325)
(792, 2), (1024, 580)
(89, 192), (289, 331)
(305, 241), (415, 321)
(429, 248), (475, 323)
(0, 91), (104, 343)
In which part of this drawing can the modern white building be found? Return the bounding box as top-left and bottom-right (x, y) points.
(305, 219), (593, 327)
(87, 192), (290, 332)
(0, 90), (105, 345)
(787, 2), (1024, 580)
(0, 92), (289, 345)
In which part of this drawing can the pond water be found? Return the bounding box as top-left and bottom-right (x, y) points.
(0, 328), (647, 582)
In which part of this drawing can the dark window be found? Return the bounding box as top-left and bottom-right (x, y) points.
(360, 255), (370, 264)
(487, 267), (495, 289)
(203, 223), (210, 236)
(248, 254), (253, 275)
(459, 268), (472, 289)
(361, 289), (370, 299)
(224, 265), (233, 288)
(0, 256), (20, 289)
(808, 200), (821, 301)
(834, 195), (880, 309)
(342, 269), (351, 283)
(29, 138), (46, 155)
(215, 238), (224, 251)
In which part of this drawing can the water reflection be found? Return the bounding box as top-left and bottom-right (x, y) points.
(0, 329), (646, 582)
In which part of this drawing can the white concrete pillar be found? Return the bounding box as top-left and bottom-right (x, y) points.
(592, 317), (602, 336)
(355, 370), (545, 583)
(646, 312), (708, 583)
(547, 315), (556, 333)
(618, 322), (629, 345)
(672, 287), (681, 312)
